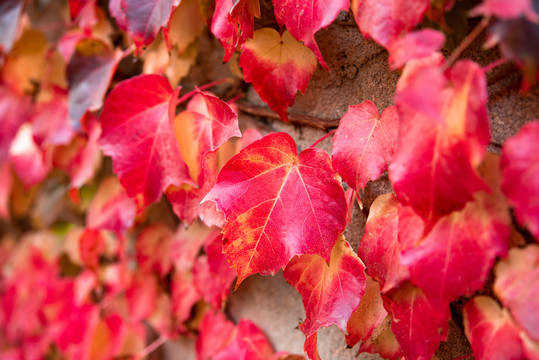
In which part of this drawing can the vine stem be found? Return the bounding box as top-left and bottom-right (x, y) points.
(442, 17), (490, 71)
(138, 335), (167, 358)
(309, 129), (336, 148)
(483, 58), (508, 73)
(177, 78), (232, 105)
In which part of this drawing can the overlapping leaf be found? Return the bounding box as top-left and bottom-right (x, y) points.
(501, 121), (539, 240)
(239, 28), (317, 122)
(99, 74), (193, 209)
(387, 29), (445, 70)
(203, 132), (347, 285)
(390, 56), (490, 225)
(332, 101), (398, 191)
(0, 85), (32, 162)
(0, 0), (24, 55)
(273, 0), (349, 68)
(463, 296), (526, 360)
(471, 0), (538, 21)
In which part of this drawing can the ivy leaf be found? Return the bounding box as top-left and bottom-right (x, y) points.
(351, 0), (431, 48)
(211, 0), (260, 62)
(239, 28), (317, 122)
(383, 282), (449, 360)
(272, 0), (349, 69)
(166, 0), (205, 54)
(332, 101), (398, 191)
(390, 56), (490, 225)
(0, 0), (24, 55)
(213, 320), (277, 360)
(32, 89), (74, 148)
(471, 0), (538, 21)
(463, 296), (526, 360)
(196, 310), (236, 360)
(357, 315), (402, 360)
(358, 194), (423, 293)
(86, 176), (136, 235)
(387, 29), (445, 70)
(68, 0), (98, 29)
(203, 132), (347, 285)
(78, 228), (105, 272)
(136, 223), (174, 277)
(122, 0), (179, 51)
(9, 123), (48, 188)
(501, 121), (539, 241)
(67, 38), (122, 127)
(0, 86), (32, 162)
(0, 163), (12, 219)
(284, 237), (366, 344)
(99, 74), (193, 210)
(401, 192), (510, 309)
(494, 245), (539, 342)
(171, 269), (201, 326)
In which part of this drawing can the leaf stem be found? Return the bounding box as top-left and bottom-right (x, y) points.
(177, 78), (232, 104)
(443, 17), (490, 71)
(483, 58), (508, 73)
(309, 129), (336, 148)
(138, 335), (167, 358)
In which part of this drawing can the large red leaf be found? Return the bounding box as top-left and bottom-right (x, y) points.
(0, 0), (24, 55)
(494, 245), (539, 342)
(463, 296), (525, 360)
(211, 0), (260, 62)
(389, 56), (490, 225)
(332, 101), (398, 191)
(351, 0), (430, 48)
(272, 0), (349, 69)
(0, 85), (32, 162)
(99, 74), (193, 209)
(284, 237), (366, 339)
(383, 282), (449, 360)
(67, 38), (122, 126)
(501, 121), (539, 240)
(357, 194), (423, 293)
(239, 28), (317, 122)
(122, 0), (179, 50)
(203, 132), (347, 285)
(401, 192), (510, 309)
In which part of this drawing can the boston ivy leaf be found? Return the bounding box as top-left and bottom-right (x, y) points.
(68, 0), (98, 29)
(196, 310), (236, 360)
(122, 0), (179, 51)
(171, 269), (201, 326)
(401, 192), (510, 309)
(383, 281), (449, 360)
(67, 38), (122, 127)
(136, 223), (174, 277)
(358, 194), (423, 293)
(99, 74), (193, 209)
(9, 123), (48, 188)
(86, 176), (136, 235)
(463, 296), (526, 360)
(332, 101), (398, 191)
(0, 0), (24, 55)
(166, 0), (205, 55)
(351, 0), (431, 48)
(357, 315), (402, 360)
(32, 89), (74, 148)
(0, 163), (12, 219)
(272, 0), (349, 69)
(211, 0), (260, 62)
(390, 56), (490, 225)
(239, 28), (317, 122)
(0, 85), (32, 162)
(471, 0), (538, 21)
(213, 319), (277, 360)
(387, 29), (445, 70)
(501, 121), (539, 241)
(78, 228), (105, 272)
(494, 245), (539, 342)
(203, 132), (347, 285)
(284, 237), (366, 343)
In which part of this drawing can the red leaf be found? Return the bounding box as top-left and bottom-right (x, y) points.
(390, 56), (490, 225)
(9, 123), (49, 188)
(501, 121), (539, 240)
(0, 0), (24, 55)
(401, 192), (510, 309)
(213, 319), (277, 360)
(0, 86), (32, 162)
(211, 0), (260, 62)
(170, 222), (216, 272)
(122, 0), (179, 50)
(99, 74), (193, 209)
(357, 194), (421, 293)
(0, 163), (12, 219)
(383, 282), (449, 360)
(69, 0), (98, 29)
(79, 228), (105, 271)
(171, 269), (201, 325)
(284, 237), (366, 338)
(67, 38), (122, 126)
(304, 333), (321, 360)
(387, 29), (445, 70)
(332, 101), (398, 191)
(357, 315), (402, 360)
(136, 223), (174, 277)
(203, 132), (347, 285)
(494, 245), (539, 342)
(125, 270), (158, 321)
(32, 89), (74, 148)
(463, 296), (525, 360)
(239, 28), (317, 122)
(86, 176), (136, 234)
(471, 0), (538, 21)
(351, 0), (431, 48)
(196, 310), (236, 360)
(273, 0), (349, 69)
(346, 275), (388, 348)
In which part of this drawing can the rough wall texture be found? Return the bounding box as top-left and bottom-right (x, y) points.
(169, 13), (539, 360)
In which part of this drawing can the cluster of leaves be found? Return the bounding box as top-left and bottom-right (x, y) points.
(0, 0), (538, 360)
